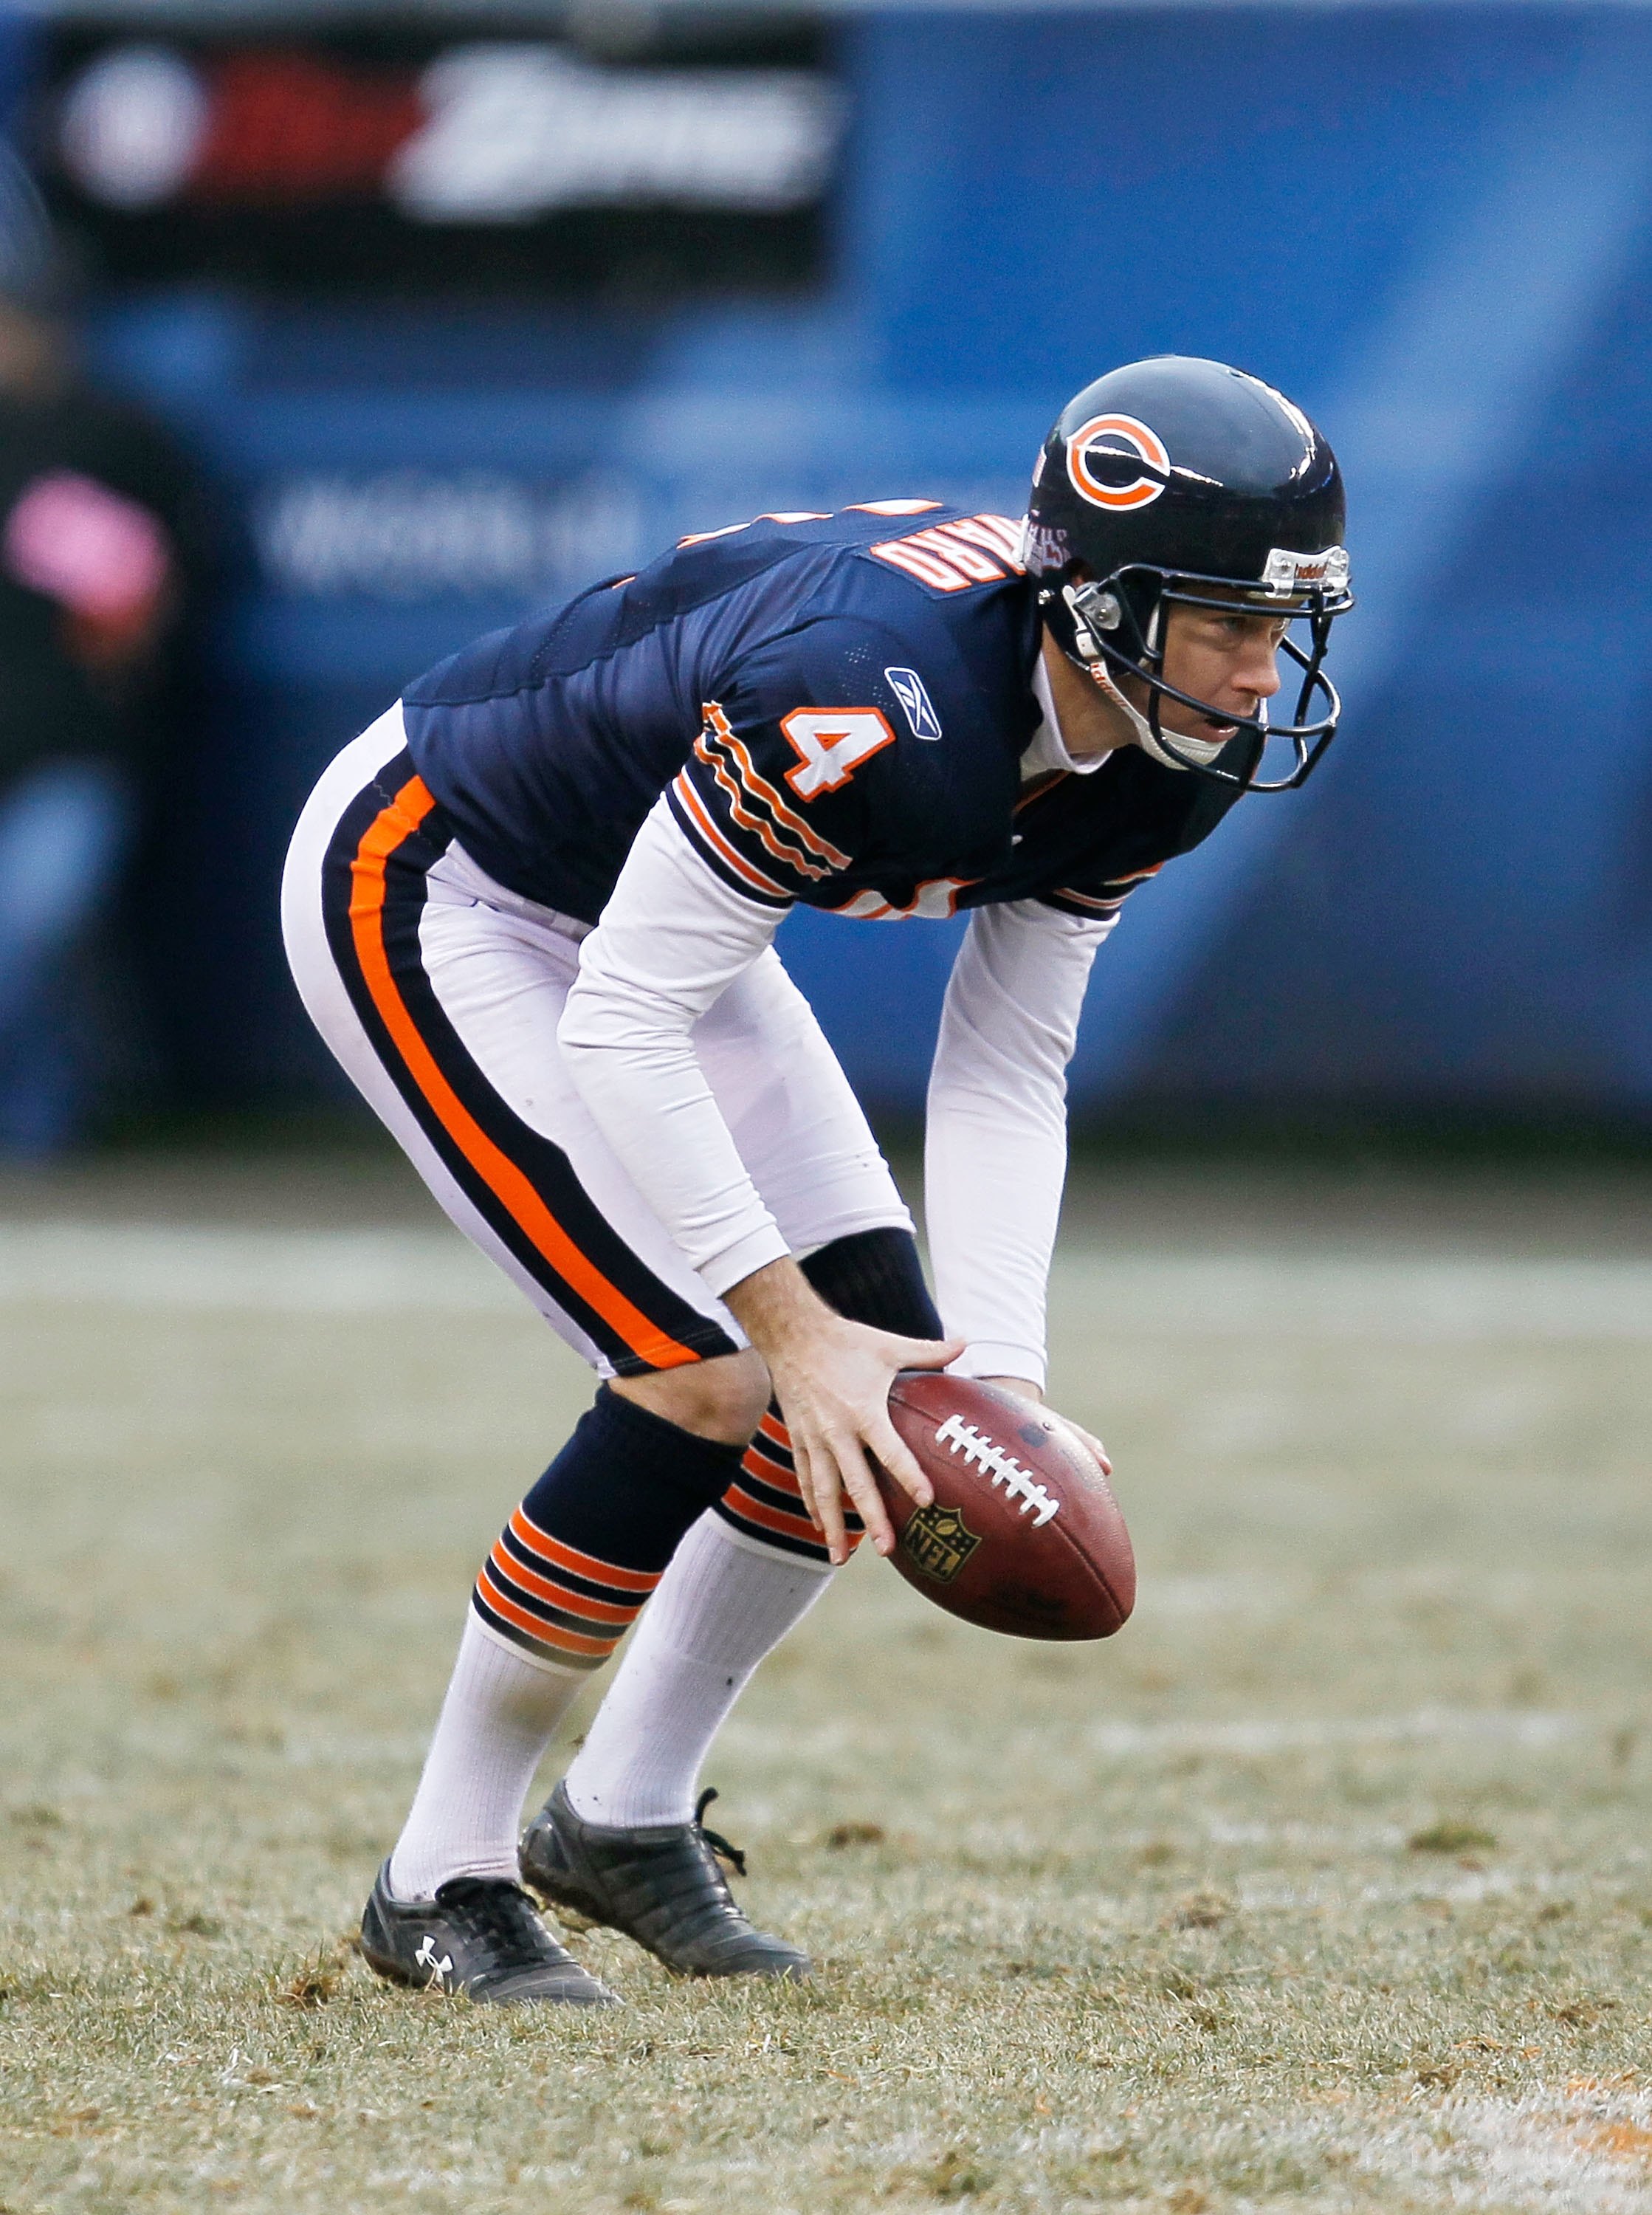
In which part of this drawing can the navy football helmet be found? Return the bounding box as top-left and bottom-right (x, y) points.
(1024, 356), (1352, 789)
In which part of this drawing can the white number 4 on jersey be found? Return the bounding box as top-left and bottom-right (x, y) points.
(780, 708), (897, 799)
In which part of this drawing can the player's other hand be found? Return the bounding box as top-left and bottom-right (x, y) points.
(980, 1376), (1112, 1478)
(723, 1259), (962, 1565)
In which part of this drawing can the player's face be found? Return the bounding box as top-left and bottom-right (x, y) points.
(1149, 602), (1287, 741)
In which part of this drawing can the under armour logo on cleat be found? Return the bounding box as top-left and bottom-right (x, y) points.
(415, 1934), (454, 1985)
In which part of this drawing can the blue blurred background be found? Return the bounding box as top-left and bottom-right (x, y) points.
(7, 0), (1652, 1134)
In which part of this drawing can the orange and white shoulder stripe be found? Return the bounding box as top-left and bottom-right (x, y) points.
(1050, 862), (1163, 916)
(678, 509), (832, 549)
(669, 769), (794, 904)
(1050, 886), (1128, 916)
(695, 703), (851, 875)
(828, 876), (977, 921)
(688, 732), (834, 887)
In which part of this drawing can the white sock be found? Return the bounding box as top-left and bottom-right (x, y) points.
(562, 1511), (832, 1828)
(388, 1610), (585, 1900)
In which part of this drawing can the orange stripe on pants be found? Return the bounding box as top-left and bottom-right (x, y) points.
(348, 776), (701, 1371)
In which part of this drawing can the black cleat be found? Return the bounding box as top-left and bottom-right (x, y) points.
(359, 1861), (621, 2007)
(520, 1784), (812, 1980)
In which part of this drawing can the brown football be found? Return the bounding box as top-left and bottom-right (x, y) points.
(877, 1373), (1135, 1640)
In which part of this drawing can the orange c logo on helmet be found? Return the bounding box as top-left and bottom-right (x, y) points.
(1066, 414), (1171, 511)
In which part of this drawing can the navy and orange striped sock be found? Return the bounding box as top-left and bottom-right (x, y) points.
(472, 1388), (746, 1671)
(716, 1227), (946, 1567)
(564, 1234), (948, 1826)
(717, 1406), (864, 1565)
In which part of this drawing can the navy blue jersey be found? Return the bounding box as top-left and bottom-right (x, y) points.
(402, 501), (1243, 930)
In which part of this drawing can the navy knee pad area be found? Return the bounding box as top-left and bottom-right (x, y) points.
(713, 1230), (940, 1568)
(800, 1226), (945, 1342)
(520, 1387), (747, 1573)
(478, 1233), (945, 1649)
(474, 1389), (748, 1666)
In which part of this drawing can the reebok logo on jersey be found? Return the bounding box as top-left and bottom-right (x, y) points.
(885, 667), (942, 741)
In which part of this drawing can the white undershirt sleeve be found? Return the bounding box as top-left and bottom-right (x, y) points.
(924, 899), (1112, 1390)
(558, 795), (793, 1297)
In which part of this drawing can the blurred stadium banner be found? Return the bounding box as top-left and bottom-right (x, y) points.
(5, 1), (1652, 1119)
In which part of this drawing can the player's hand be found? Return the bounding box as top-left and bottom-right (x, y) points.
(980, 1376), (1112, 1477)
(724, 1259), (963, 1565)
(771, 1313), (964, 1565)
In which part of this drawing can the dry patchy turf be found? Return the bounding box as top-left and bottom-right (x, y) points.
(3, 1162), (1652, 2213)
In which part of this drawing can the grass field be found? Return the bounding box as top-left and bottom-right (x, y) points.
(4, 1150), (1652, 2214)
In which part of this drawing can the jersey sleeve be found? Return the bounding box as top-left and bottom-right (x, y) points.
(665, 617), (892, 908)
(925, 899), (1109, 1388)
(1036, 859), (1164, 926)
(560, 793), (794, 1295)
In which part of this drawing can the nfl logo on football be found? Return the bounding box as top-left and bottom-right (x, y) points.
(901, 1502), (982, 1584)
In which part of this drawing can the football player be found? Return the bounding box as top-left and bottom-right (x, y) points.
(282, 355), (1351, 2005)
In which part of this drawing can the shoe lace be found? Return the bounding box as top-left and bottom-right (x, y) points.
(694, 1788), (747, 1878)
(435, 1877), (560, 1965)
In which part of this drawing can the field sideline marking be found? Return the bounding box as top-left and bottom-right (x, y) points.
(1346, 2085), (1652, 2215)
(1086, 1706), (1581, 1755)
(1055, 1249), (1652, 1339)
(722, 1706), (1585, 1762)
(0, 1221), (513, 1313)
(5, 1221), (1652, 1333)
